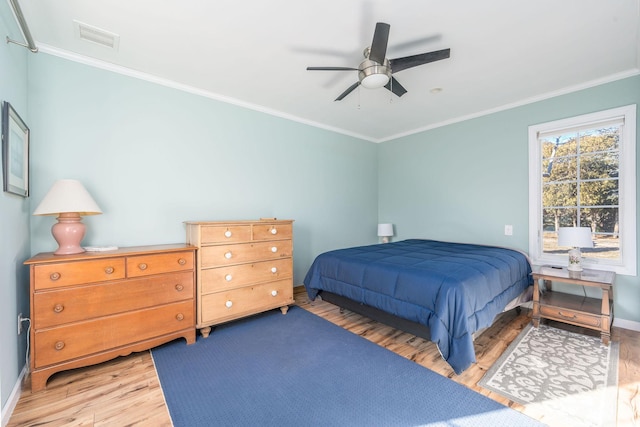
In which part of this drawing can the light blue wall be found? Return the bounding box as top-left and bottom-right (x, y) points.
(27, 53), (379, 284)
(379, 75), (640, 323)
(0, 1), (30, 412)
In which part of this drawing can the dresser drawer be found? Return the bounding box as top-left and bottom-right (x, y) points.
(200, 225), (251, 244)
(34, 259), (126, 290)
(127, 251), (194, 277)
(200, 279), (293, 324)
(252, 223), (293, 241)
(539, 305), (602, 328)
(34, 300), (194, 368)
(34, 271), (194, 329)
(200, 241), (292, 267)
(201, 259), (292, 294)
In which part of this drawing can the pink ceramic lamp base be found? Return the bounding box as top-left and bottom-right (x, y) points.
(51, 212), (86, 255)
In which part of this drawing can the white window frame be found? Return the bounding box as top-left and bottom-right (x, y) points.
(528, 104), (637, 275)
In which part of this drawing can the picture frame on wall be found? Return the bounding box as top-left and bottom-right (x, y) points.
(2, 101), (29, 197)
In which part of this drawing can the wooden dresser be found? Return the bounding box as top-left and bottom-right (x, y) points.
(24, 244), (196, 392)
(185, 219), (294, 337)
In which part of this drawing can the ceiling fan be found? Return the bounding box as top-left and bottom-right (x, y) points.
(307, 22), (451, 101)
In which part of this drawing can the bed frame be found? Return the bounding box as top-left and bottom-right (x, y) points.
(318, 290), (525, 343)
(319, 291), (432, 340)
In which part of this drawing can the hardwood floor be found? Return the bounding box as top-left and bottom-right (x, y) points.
(8, 286), (640, 426)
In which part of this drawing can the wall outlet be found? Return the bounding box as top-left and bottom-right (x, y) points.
(504, 225), (513, 236)
(17, 313), (23, 335)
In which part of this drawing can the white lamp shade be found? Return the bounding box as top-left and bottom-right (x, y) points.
(557, 227), (593, 248)
(361, 73), (390, 89)
(377, 223), (394, 237)
(33, 179), (102, 216)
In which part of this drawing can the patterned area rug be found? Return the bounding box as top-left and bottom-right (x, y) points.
(479, 323), (619, 427)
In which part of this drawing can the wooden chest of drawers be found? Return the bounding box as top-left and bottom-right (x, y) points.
(185, 219), (294, 337)
(24, 244), (196, 392)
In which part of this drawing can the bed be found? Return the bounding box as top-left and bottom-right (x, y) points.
(303, 239), (533, 374)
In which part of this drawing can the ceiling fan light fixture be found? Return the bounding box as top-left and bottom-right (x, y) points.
(358, 59), (391, 89)
(361, 73), (390, 89)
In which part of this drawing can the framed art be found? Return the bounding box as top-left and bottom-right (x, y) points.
(2, 101), (29, 197)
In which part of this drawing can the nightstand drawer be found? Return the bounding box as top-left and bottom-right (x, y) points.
(34, 259), (126, 290)
(539, 305), (602, 328)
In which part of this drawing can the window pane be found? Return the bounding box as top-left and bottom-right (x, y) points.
(543, 156), (576, 181)
(579, 180), (618, 206)
(579, 127), (619, 153)
(581, 207), (620, 260)
(580, 152), (618, 180)
(542, 182), (576, 207)
(579, 207), (619, 235)
(542, 208), (577, 255)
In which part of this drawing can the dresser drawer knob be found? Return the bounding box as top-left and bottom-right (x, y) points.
(225, 274), (233, 281)
(176, 313), (184, 321)
(178, 258), (186, 266)
(104, 266), (114, 275)
(270, 227), (278, 235)
(175, 284), (184, 291)
(271, 246), (278, 253)
(271, 267), (277, 274)
(54, 341), (65, 351)
(271, 290), (278, 297)
(225, 300), (233, 308)
(224, 251), (233, 259)
(53, 304), (64, 313)
(50, 272), (61, 281)
(138, 263), (148, 271)
(224, 230), (232, 238)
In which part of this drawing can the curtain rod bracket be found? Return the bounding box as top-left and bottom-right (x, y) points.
(6, 0), (38, 53)
(6, 36), (38, 53)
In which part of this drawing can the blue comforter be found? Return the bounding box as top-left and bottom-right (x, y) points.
(303, 239), (532, 374)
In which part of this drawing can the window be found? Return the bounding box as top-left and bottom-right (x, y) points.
(528, 105), (636, 275)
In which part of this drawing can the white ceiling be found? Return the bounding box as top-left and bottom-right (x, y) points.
(15, 0), (640, 142)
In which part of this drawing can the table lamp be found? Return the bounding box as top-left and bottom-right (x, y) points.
(378, 223), (394, 243)
(557, 227), (593, 272)
(33, 179), (102, 255)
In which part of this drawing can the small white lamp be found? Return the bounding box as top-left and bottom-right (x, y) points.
(377, 223), (394, 243)
(33, 179), (102, 255)
(557, 227), (593, 272)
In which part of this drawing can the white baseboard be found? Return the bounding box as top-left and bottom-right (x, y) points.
(1, 366), (26, 427)
(613, 317), (640, 332)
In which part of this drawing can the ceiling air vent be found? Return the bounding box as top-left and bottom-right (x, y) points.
(74, 20), (120, 50)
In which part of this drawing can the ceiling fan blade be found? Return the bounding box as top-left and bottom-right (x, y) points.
(307, 66), (358, 71)
(384, 77), (407, 97)
(390, 48), (451, 73)
(368, 22), (390, 64)
(390, 34), (442, 53)
(335, 82), (360, 101)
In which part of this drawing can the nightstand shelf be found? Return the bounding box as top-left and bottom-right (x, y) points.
(532, 266), (614, 345)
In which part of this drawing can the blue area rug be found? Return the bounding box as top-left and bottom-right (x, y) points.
(151, 306), (544, 426)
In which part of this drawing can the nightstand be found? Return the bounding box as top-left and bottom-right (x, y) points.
(531, 266), (614, 345)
